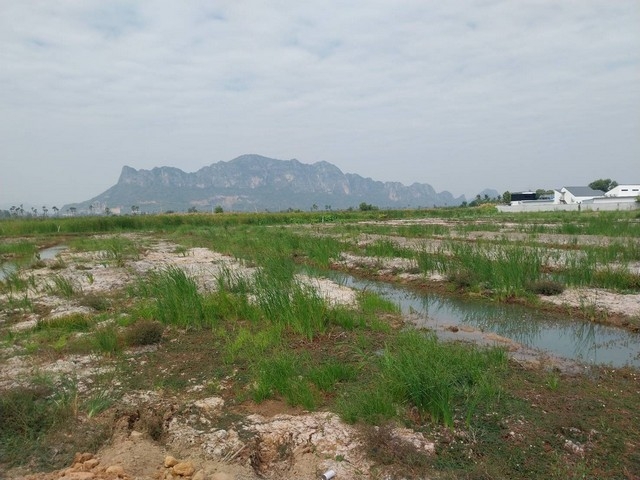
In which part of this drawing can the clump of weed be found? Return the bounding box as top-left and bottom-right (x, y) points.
(79, 293), (110, 311)
(0, 271), (36, 296)
(252, 351), (317, 410)
(339, 331), (507, 428)
(224, 324), (282, 363)
(124, 319), (164, 346)
(92, 326), (121, 356)
(0, 383), (76, 468)
(49, 259), (67, 270)
(308, 359), (358, 392)
(35, 314), (92, 333)
(83, 391), (113, 418)
(29, 259), (47, 269)
(382, 332), (507, 427)
(526, 279), (565, 295)
(47, 274), (78, 298)
(447, 270), (475, 290)
(363, 423), (431, 478)
(136, 267), (210, 328)
(337, 385), (396, 425)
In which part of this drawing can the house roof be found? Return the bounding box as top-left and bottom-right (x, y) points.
(562, 186), (604, 197)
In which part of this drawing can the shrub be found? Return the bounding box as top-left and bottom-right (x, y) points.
(526, 279), (565, 295)
(80, 294), (110, 311)
(124, 320), (164, 346)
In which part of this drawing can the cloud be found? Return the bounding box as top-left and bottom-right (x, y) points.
(0, 0), (638, 206)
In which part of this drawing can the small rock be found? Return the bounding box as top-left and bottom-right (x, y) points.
(74, 452), (95, 464)
(564, 439), (585, 456)
(192, 471), (206, 480)
(194, 397), (224, 413)
(130, 430), (144, 440)
(83, 458), (100, 470)
(105, 464), (126, 477)
(173, 462), (196, 477)
(164, 455), (179, 468)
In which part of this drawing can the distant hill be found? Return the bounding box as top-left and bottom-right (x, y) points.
(63, 154), (465, 213)
(474, 188), (501, 200)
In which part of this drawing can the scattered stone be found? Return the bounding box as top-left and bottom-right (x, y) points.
(172, 461), (196, 477)
(192, 470), (206, 480)
(129, 430), (144, 440)
(164, 455), (179, 468)
(83, 458), (100, 470)
(564, 439), (585, 456)
(390, 427), (436, 454)
(193, 397), (224, 414)
(74, 452), (95, 464)
(105, 464), (126, 477)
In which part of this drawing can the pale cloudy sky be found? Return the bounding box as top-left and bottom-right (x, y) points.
(1, 1), (639, 207)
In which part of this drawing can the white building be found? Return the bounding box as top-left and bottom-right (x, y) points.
(499, 184), (639, 212)
(605, 185), (640, 197)
(554, 186), (604, 204)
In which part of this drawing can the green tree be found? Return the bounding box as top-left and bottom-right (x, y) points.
(359, 202), (378, 211)
(502, 191), (511, 204)
(214, 205), (223, 214)
(588, 178), (618, 193)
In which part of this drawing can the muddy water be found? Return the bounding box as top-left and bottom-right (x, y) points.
(328, 272), (640, 368)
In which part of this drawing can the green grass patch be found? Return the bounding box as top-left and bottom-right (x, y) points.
(339, 331), (507, 428)
(46, 274), (78, 298)
(0, 381), (77, 467)
(135, 266), (211, 329)
(92, 326), (121, 356)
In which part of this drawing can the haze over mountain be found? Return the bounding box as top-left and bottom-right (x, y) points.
(63, 155), (465, 214)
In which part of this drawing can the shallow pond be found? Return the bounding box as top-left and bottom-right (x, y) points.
(328, 272), (640, 369)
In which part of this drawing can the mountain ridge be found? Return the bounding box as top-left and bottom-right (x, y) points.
(64, 154), (465, 213)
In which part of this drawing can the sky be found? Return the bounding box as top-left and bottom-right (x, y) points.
(1, 0), (639, 208)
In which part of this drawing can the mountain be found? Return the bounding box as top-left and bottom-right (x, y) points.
(474, 188), (501, 200)
(63, 154), (465, 213)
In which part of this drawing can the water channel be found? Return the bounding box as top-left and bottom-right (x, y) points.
(325, 271), (640, 369)
(2, 246), (638, 368)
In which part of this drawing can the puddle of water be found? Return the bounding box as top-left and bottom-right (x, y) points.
(39, 245), (67, 260)
(0, 263), (18, 281)
(328, 272), (640, 369)
(0, 245), (68, 281)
